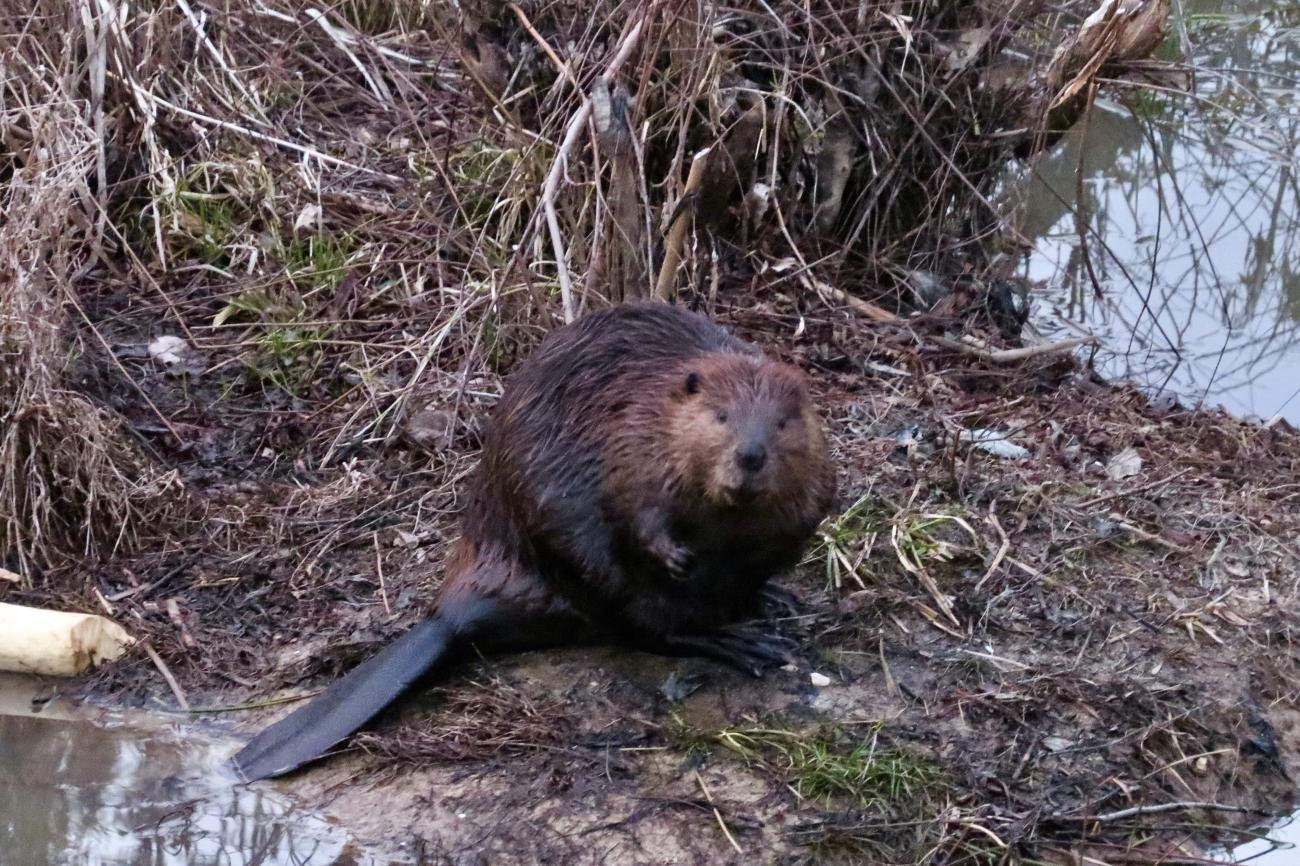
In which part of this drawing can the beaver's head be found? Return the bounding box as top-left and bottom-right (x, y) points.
(666, 353), (826, 507)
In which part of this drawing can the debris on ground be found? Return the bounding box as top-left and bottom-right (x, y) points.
(3, 0), (1296, 863)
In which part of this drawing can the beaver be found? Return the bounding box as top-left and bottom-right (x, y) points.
(231, 303), (836, 781)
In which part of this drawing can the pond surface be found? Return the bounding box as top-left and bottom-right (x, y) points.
(1222, 814), (1300, 863)
(0, 675), (404, 866)
(1015, 0), (1300, 421)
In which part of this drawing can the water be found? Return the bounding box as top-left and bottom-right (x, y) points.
(1014, 3), (1300, 856)
(0, 676), (402, 866)
(1014, 0), (1300, 421)
(1222, 815), (1300, 863)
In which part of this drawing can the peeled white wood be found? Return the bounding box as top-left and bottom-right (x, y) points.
(0, 602), (134, 676)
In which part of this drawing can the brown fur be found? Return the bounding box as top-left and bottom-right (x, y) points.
(436, 302), (836, 646)
(230, 303), (836, 780)
(659, 353), (827, 507)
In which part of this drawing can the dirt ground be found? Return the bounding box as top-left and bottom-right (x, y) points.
(3, 2), (1297, 863)
(8, 295), (1300, 865)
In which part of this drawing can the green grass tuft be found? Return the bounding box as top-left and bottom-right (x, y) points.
(717, 723), (944, 810)
(663, 712), (718, 758)
(814, 493), (891, 589)
(283, 233), (353, 293)
(174, 189), (238, 264)
(210, 232), (353, 397)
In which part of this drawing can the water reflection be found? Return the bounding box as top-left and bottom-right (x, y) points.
(0, 711), (398, 866)
(1220, 814), (1300, 863)
(1012, 0), (1300, 420)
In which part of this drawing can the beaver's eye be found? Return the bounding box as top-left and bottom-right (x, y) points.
(777, 418), (788, 431)
(715, 411), (728, 423)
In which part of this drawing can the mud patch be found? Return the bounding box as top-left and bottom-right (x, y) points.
(16, 300), (1300, 862)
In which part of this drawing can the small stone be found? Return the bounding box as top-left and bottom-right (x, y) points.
(293, 203), (322, 232)
(148, 335), (188, 366)
(403, 406), (457, 450)
(393, 529), (421, 548)
(809, 672), (832, 687)
(1105, 447), (1143, 480)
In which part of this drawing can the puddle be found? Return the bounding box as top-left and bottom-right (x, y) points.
(1218, 814), (1300, 863)
(0, 675), (406, 866)
(1014, 0), (1300, 421)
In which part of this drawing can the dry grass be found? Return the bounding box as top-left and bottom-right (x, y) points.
(7, 3), (1298, 864)
(355, 674), (574, 764)
(0, 0), (1168, 576)
(1, 3), (186, 578)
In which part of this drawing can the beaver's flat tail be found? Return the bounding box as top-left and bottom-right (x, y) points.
(230, 617), (453, 782)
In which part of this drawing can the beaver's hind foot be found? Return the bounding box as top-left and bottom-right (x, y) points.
(661, 624), (797, 677)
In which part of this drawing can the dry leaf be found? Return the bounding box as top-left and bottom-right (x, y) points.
(294, 203), (322, 232)
(1105, 447), (1143, 480)
(148, 335), (188, 366)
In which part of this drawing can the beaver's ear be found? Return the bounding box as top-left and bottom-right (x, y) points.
(684, 371), (701, 395)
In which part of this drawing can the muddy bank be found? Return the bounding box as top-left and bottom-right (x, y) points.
(274, 339), (1300, 864)
(11, 298), (1298, 864)
(2, 0), (1299, 863)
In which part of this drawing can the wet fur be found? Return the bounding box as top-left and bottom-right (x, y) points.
(445, 303), (836, 644)
(232, 303), (835, 780)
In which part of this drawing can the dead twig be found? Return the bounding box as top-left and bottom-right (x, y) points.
(1108, 513), (1186, 551)
(141, 641), (190, 711)
(114, 75), (400, 181)
(374, 532), (392, 617)
(694, 770), (744, 856)
(179, 692), (320, 714)
(654, 147), (712, 302)
(1049, 799), (1266, 824)
(1077, 468), (1192, 508)
(973, 510), (1010, 593)
(509, 3), (580, 89)
(929, 334), (1098, 363)
(815, 281), (902, 322)
(540, 5), (660, 322)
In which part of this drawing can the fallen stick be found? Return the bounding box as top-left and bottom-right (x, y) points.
(694, 770), (743, 856)
(179, 691), (320, 715)
(540, 5), (659, 322)
(929, 334), (1097, 363)
(510, 3), (580, 88)
(1077, 467), (1191, 508)
(814, 281), (901, 323)
(973, 511), (1010, 593)
(654, 147), (712, 302)
(1050, 799), (1265, 824)
(305, 8), (392, 105)
(141, 641), (190, 711)
(1108, 513), (1185, 551)
(0, 602), (134, 676)
(115, 74), (399, 181)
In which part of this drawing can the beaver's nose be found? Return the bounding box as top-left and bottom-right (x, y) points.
(736, 442), (767, 473)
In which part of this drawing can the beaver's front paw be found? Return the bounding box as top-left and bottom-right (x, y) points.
(650, 536), (694, 581)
